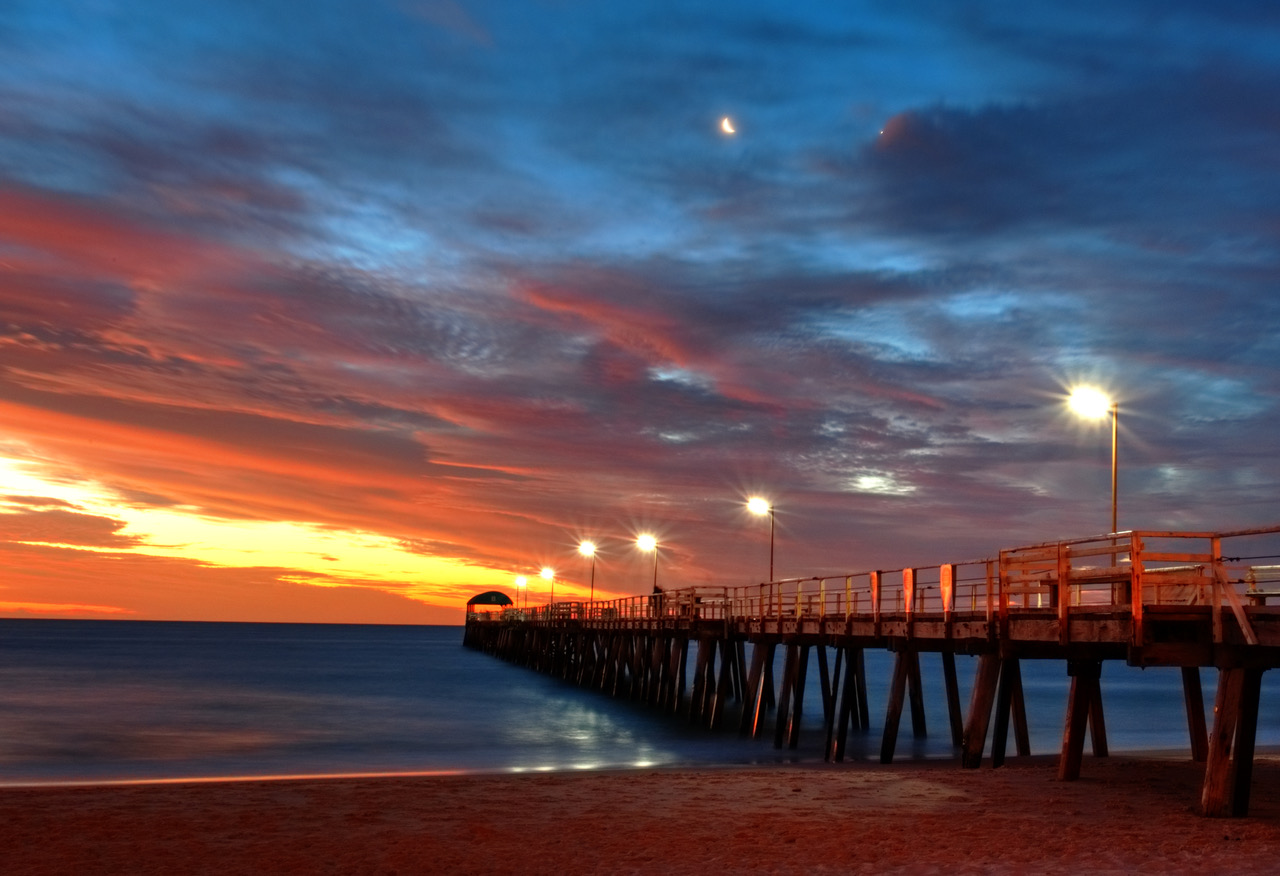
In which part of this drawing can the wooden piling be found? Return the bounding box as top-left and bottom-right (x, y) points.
(906, 648), (927, 740)
(774, 644), (799, 749)
(1182, 666), (1209, 763)
(961, 653), (1001, 769)
(1088, 675), (1108, 758)
(828, 646), (859, 762)
(740, 641), (768, 736)
(709, 639), (734, 729)
(787, 645), (810, 749)
(942, 651), (964, 747)
(991, 658), (1014, 768)
(853, 646), (870, 731)
(881, 648), (910, 763)
(823, 647), (844, 761)
(1200, 666), (1265, 817)
(689, 638), (714, 725)
(817, 645), (833, 728)
(1058, 659), (1102, 781)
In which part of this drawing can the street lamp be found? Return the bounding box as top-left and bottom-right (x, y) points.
(540, 566), (555, 607)
(578, 541), (597, 602)
(636, 534), (658, 591)
(747, 496), (775, 582)
(515, 575), (527, 611)
(1068, 386), (1119, 534)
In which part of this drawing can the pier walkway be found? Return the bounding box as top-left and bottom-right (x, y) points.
(464, 526), (1280, 817)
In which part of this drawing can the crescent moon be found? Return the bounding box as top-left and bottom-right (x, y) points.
(720, 116), (736, 135)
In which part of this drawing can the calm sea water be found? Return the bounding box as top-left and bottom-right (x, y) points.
(2, 619), (1277, 785)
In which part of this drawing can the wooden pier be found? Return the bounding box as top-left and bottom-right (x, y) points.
(464, 526), (1280, 817)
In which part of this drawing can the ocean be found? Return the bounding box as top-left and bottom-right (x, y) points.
(1, 619), (1276, 785)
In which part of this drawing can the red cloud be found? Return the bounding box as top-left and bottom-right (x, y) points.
(0, 185), (256, 288)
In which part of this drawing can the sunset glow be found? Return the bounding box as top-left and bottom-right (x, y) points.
(1, 3), (1277, 624)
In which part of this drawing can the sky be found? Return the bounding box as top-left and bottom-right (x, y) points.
(1, 0), (1278, 625)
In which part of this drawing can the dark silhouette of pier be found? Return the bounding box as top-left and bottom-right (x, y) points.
(464, 526), (1280, 817)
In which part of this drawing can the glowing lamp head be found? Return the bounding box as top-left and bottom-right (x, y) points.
(540, 567), (554, 580)
(747, 497), (771, 516)
(1068, 387), (1114, 420)
(578, 541), (596, 558)
(636, 534), (657, 552)
(515, 575), (527, 588)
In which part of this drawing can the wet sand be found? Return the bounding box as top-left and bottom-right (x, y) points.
(4, 755), (1280, 874)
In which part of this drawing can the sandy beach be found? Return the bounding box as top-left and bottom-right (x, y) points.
(4, 755), (1280, 875)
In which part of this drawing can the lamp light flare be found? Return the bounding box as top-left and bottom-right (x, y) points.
(1065, 386), (1120, 535)
(540, 566), (555, 608)
(747, 496), (776, 582)
(637, 534), (660, 595)
(1068, 386), (1113, 420)
(579, 540), (597, 603)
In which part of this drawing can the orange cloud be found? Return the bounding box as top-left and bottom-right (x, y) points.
(0, 601), (135, 617)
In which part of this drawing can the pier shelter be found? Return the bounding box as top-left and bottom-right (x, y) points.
(465, 590), (514, 623)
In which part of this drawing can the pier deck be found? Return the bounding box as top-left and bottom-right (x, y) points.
(464, 526), (1280, 817)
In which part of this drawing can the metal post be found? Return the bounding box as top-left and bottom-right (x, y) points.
(1110, 402), (1118, 534)
(769, 508), (775, 582)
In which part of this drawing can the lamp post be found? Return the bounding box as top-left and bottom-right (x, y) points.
(540, 566), (554, 610)
(515, 575), (527, 612)
(636, 534), (658, 591)
(1068, 387), (1119, 534)
(578, 541), (597, 602)
(747, 496), (775, 582)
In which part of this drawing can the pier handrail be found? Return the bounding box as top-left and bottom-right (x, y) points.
(487, 526), (1280, 644)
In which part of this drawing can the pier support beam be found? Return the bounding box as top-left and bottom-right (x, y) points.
(826, 646), (869, 762)
(740, 641), (771, 737)
(708, 638), (735, 730)
(773, 644), (797, 749)
(1182, 666), (1209, 763)
(881, 648), (926, 763)
(817, 646), (833, 728)
(773, 644), (810, 749)
(1058, 659), (1103, 781)
(961, 654), (1030, 769)
(961, 654), (1001, 768)
(942, 651), (964, 748)
(689, 638), (716, 725)
(991, 657), (1030, 768)
(1200, 666), (1264, 817)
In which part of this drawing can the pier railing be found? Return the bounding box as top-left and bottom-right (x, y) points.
(503, 527), (1280, 645)
(469, 524), (1280, 819)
